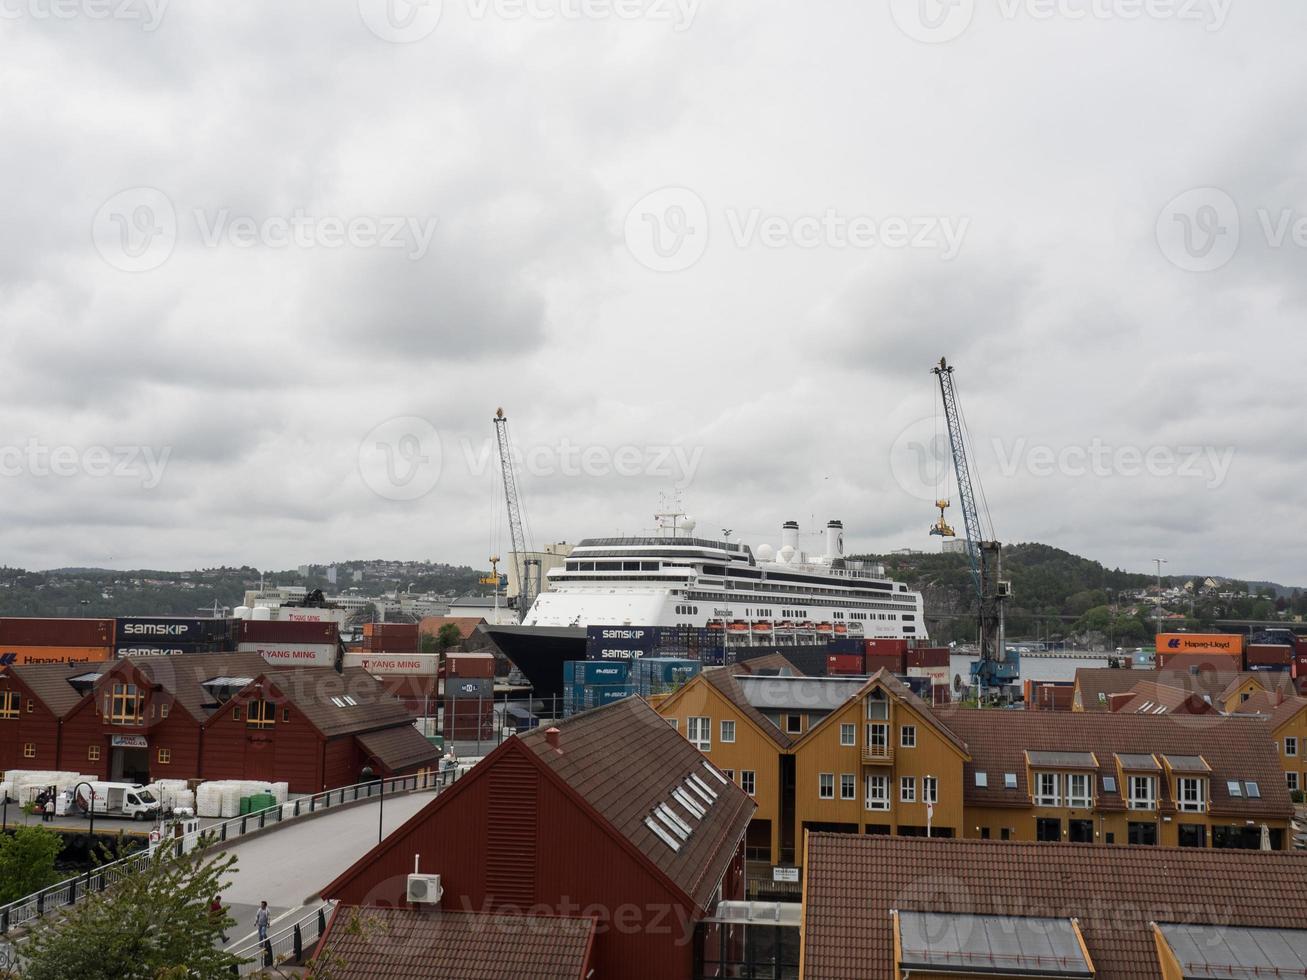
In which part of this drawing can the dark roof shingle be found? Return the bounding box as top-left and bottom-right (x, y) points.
(316, 905), (594, 979)
(802, 834), (1307, 980)
(356, 724), (441, 773)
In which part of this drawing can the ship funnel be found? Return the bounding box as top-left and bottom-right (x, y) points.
(826, 520), (844, 559)
(781, 520), (799, 551)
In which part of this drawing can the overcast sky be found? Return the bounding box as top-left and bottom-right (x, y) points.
(1, 1), (1305, 584)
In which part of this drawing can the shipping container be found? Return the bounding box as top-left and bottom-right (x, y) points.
(1155, 651), (1241, 671)
(900, 675), (932, 700)
(825, 654), (864, 676)
(237, 642), (338, 668)
(361, 622), (420, 653)
(1246, 644), (1294, 668)
(114, 642), (229, 658)
(565, 660), (630, 686)
(1154, 633), (1243, 655)
(864, 652), (904, 674)
(447, 676), (493, 699)
(344, 652), (441, 675)
(585, 625), (658, 661)
(115, 617), (233, 645)
(447, 653), (495, 679)
(0, 618), (114, 647)
(0, 645), (111, 666)
(864, 638), (908, 656)
(905, 647), (949, 669)
(443, 697), (494, 741)
(239, 620), (339, 645)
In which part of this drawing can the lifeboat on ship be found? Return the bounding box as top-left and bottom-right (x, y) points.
(834, 623), (849, 635)
(728, 620), (749, 633)
(752, 620), (773, 634)
(816, 622), (834, 635)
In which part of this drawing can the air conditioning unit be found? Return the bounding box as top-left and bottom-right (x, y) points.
(407, 873), (443, 905)
(997, 581), (1013, 598)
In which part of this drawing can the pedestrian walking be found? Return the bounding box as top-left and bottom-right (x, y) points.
(256, 901), (270, 942)
(209, 895), (228, 943)
(43, 798), (53, 822)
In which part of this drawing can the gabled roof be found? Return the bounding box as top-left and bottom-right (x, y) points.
(698, 668), (794, 748)
(217, 667), (416, 738)
(356, 724), (441, 773)
(1112, 680), (1215, 715)
(1234, 691), (1307, 730)
(1218, 670), (1298, 703)
(315, 905), (595, 980)
(791, 670), (969, 757)
(937, 707), (1289, 818)
(732, 652), (802, 676)
(516, 696), (756, 911)
(801, 834), (1307, 980)
(321, 696), (755, 916)
(1075, 667), (1244, 711)
(132, 651), (272, 720)
(0, 662), (93, 716)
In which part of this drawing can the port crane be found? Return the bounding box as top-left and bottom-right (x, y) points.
(929, 357), (1011, 694)
(493, 408), (536, 617)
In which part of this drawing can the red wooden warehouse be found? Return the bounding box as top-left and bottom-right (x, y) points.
(320, 696), (756, 980)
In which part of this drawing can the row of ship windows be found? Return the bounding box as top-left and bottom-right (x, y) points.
(686, 592), (916, 613)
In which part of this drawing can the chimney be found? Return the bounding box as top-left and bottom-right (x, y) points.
(1108, 693), (1133, 712)
(781, 521), (799, 552)
(545, 727), (561, 750)
(826, 520), (844, 560)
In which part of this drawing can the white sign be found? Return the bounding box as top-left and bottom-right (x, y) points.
(239, 642), (337, 667)
(343, 653), (440, 676)
(110, 734), (148, 748)
(772, 866), (800, 883)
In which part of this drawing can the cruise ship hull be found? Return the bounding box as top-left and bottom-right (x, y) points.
(479, 624), (588, 700)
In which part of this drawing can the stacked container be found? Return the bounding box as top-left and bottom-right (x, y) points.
(630, 658), (700, 698)
(444, 654), (494, 740)
(114, 617), (235, 658)
(237, 620), (339, 667)
(361, 622), (420, 653)
(562, 660), (632, 716)
(0, 618), (114, 665)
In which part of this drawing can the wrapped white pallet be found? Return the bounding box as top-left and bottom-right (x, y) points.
(271, 782), (289, 804)
(219, 785), (241, 818)
(195, 783), (224, 819)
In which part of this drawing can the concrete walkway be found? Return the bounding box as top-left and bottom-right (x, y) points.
(218, 789), (437, 950)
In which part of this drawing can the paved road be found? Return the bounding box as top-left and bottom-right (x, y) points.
(219, 789), (438, 950)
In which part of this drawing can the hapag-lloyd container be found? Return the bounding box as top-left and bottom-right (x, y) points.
(0, 645), (111, 666)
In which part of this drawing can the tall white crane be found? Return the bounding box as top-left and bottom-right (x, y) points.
(493, 408), (536, 616)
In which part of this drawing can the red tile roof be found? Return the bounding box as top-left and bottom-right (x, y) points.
(315, 905), (595, 979)
(517, 696), (756, 911)
(1073, 667), (1281, 711)
(936, 707), (1291, 818)
(1112, 680), (1216, 715)
(801, 834), (1307, 980)
(1234, 690), (1307, 730)
(260, 666), (417, 737)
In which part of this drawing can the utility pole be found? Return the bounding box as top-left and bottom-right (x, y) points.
(1154, 558), (1167, 629)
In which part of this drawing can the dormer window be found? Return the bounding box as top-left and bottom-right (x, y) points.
(1128, 775), (1156, 810)
(1177, 777), (1207, 813)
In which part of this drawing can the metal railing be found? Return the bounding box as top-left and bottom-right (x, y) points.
(229, 900), (336, 975)
(0, 767), (458, 937)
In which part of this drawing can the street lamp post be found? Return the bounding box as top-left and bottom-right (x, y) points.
(72, 781), (96, 843)
(360, 767), (383, 845)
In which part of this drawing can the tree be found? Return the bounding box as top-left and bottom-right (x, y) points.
(0, 826), (62, 905)
(20, 842), (242, 980)
(437, 622), (463, 652)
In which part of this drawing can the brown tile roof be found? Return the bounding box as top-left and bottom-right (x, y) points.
(801, 834), (1307, 980)
(2, 662), (95, 716)
(701, 668), (794, 748)
(936, 707), (1290, 818)
(418, 616), (483, 641)
(315, 905), (595, 979)
(132, 651), (272, 720)
(1234, 690), (1307, 729)
(518, 695), (756, 912)
(356, 724), (441, 773)
(1112, 680), (1216, 715)
(1075, 667), (1237, 711)
(262, 666), (416, 737)
(1218, 670), (1297, 702)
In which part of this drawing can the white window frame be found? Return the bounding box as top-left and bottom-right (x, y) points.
(1175, 776), (1206, 813)
(1035, 772), (1060, 807)
(866, 774), (890, 811)
(900, 776), (916, 803)
(819, 773), (834, 799)
(1066, 772), (1093, 809)
(840, 773), (856, 800)
(1287, 736), (1298, 758)
(686, 716), (711, 751)
(923, 776), (938, 804)
(866, 722), (889, 755)
(839, 723), (855, 747)
(1288, 771), (1300, 792)
(740, 770), (756, 796)
(900, 724), (917, 748)
(720, 720), (736, 744)
(1128, 775), (1156, 810)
